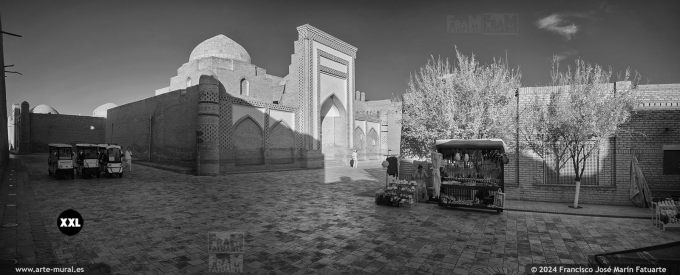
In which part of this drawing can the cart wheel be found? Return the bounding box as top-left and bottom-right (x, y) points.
(96, 172), (100, 178)
(119, 173), (123, 178)
(497, 209), (503, 213)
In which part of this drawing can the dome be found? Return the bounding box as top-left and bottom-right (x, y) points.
(189, 34), (251, 63)
(30, 104), (59, 114)
(92, 103), (117, 118)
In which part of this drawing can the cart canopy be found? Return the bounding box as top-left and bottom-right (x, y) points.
(435, 139), (507, 152)
(48, 143), (73, 148)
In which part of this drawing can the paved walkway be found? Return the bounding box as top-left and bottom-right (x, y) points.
(1, 153), (679, 274)
(504, 200), (651, 219)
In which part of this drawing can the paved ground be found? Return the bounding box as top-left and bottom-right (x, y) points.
(2, 153), (680, 274)
(503, 200), (652, 219)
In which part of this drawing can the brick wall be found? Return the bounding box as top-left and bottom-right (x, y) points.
(106, 87), (199, 166)
(29, 113), (105, 152)
(498, 83), (679, 205)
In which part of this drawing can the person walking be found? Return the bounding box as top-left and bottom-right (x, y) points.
(412, 164), (429, 201)
(351, 149), (358, 168)
(124, 147), (132, 172)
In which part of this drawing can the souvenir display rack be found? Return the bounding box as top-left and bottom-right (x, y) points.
(435, 139), (508, 213)
(375, 176), (416, 207)
(652, 199), (680, 231)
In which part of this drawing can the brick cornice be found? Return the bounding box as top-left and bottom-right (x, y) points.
(297, 24), (357, 58)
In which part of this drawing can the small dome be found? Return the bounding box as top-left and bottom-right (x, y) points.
(92, 103), (117, 118)
(30, 104), (59, 114)
(189, 34), (251, 63)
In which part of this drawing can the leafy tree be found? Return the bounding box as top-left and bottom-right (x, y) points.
(521, 57), (639, 207)
(401, 49), (521, 158)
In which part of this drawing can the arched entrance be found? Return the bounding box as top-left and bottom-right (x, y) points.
(367, 128), (379, 160)
(320, 95), (347, 161)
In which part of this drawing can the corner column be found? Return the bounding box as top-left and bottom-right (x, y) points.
(196, 75), (220, 176)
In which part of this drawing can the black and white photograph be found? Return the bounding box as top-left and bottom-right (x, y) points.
(1, 0), (679, 274)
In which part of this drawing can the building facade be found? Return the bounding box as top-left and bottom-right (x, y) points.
(501, 83), (680, 205)
(107, 25), (402, 175)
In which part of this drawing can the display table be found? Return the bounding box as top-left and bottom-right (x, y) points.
(375, 177), (416, 207)
(439, 180), (505, 213)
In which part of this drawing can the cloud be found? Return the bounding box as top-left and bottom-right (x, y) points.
(536, 14), (579, 40)
(554, 49), (579, 62)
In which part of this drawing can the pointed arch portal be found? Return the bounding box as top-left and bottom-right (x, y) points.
(320, 95), (347, 160)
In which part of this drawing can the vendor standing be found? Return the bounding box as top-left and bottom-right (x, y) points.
(432, 152), (443, 199)
(412, 165), (429, 201)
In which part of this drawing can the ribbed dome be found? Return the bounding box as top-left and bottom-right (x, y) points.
(92, 103), (118, 118)
(189, 34), (251, 63)
(30, 104), (59, 114)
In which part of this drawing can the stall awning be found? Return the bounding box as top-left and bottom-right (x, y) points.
(435, 139), (507, 152)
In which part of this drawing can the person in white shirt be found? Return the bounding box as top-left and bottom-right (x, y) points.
(124, 148), (132, 172)
(351, 150), (358, 168)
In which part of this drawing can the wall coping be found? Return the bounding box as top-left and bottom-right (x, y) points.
(528, 184), (617, 190)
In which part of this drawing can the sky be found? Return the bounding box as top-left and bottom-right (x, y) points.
(1, 0), (679, 115)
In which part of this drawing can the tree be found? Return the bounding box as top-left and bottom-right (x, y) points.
(521, 57), (639, 208)
(401, 49), (521, 158)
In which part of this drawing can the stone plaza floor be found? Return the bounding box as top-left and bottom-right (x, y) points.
(2, 153), (680, 274)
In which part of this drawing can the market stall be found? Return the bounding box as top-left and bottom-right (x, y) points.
(375, 176), (417, 207)
(435, 139), (508, 213)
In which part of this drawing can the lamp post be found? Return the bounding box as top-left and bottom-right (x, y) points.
(0, 13), (23, 165)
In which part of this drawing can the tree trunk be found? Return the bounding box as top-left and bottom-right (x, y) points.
(573, 180), (581, 208)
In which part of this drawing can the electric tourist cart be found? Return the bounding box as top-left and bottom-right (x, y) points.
(75, 143), (100, 178)
(48, 143), (75, 179)
(100, 144), (124, 177)
(436, 139), (509, 213)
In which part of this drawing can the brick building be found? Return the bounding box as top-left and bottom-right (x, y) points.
(106, 25), (402, 175)
(502, 83), (680, 205)
(8, 102), (105, 153)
